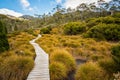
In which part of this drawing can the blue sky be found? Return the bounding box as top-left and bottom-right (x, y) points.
(0, 0), (112, 17)
(0, 0), (61, 16)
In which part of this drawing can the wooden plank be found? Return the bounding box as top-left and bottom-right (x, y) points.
(27, 35), (50, 80)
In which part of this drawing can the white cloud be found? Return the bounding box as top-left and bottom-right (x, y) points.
(28, 7), (33, 11)
(20, 0), (33, 11)
(56, 0), (62, 3)
(20, 0), (30, 8)
(64, 0), (111, 9)
(0, 8), (23, 17)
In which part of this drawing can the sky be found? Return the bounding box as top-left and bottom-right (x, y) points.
(0, 0), (112, 17)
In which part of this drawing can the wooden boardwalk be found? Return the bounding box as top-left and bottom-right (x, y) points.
(27, 35), (50, 80)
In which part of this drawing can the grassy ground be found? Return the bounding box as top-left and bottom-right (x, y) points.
(37, 34), (117, 61)
(0, 31), (37, 80)
(0, 28), (117, 80)
(36, 33), (118, 80)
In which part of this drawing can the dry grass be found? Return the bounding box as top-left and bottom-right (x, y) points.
(0, 31), (36, 80)
(0, 56), (34, 80)
(7, 32), (36, 57)
(37, 34), (117, 61)
(75, 62), (108, 80)
(36, 34), (118, 80)
(36, 32), (118, 80)
(50, 49), (76, 72)
(49, 62), (67, 80)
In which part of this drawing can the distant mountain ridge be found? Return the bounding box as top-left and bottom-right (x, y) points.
(0, 14), (31, 33)
(19, 15), (34, 20)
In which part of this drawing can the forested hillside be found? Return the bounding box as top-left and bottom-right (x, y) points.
(0, 14), (31, 33)
(32, 0), (120, 27)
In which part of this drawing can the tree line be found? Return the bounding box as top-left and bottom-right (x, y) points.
(34, 0), (120, 27)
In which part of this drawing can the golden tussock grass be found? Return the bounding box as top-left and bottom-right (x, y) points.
(0, 55), (34, 80)
(36, 34), (118, 80)
(75, 62), (108, 80)
(0, 31), (36, 80)
(50, 49), (76, 72)
(49, 62), (67, 80)
(37, 34), (117, 61)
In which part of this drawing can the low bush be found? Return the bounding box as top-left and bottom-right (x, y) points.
(50, 49), (76, 72)
(99, 58), (117, 75)
(98, 58), (119, 79)
(49, 62), (67, 80)
(111, 44), (120, 71)
(40, 26), (51, 34)
(24, 28), (37, 36)
(0, 21), (9, 53)
(75, 62), (107, 80)
(64, 22), (86, 35)
(112, 13), (120, 18)
(0, 35), (9, 52)
(98, 17), (120, 24)
(84, 23), (120, 41)
(86, 16), (120, 28)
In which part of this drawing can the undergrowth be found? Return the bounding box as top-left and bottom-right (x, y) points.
(0, 31), (36, 80)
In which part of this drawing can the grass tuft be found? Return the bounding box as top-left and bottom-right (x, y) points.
(50, 49), (76, 72)
(75, 62), (108, 80)
(50, 62), (67, 80)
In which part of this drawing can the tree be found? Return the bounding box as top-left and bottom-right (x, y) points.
(109, 0), (120, 15)
(67, 7), (72, 13)
(89, 2), (97, 12)
(77, 3), (89, 20)
(0, 21), (9, 53)
(97, 0), (106, 17)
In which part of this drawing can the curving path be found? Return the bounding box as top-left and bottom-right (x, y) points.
(27, 34), (50, 80)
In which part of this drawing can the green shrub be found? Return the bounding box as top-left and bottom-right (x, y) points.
(0, 21), (9, 53)
(99, 58), (117, 75)
(50, 62), (67, 80)
(50, 49), (76, 72)
(98, 17), (120, 24)
(86, 18), (98, 28)
(111, 45), (120, 71)
(84, 23), (120, 41)
(24, 28), (34, 35)
(75, 62), (107, 80)
(40, 26), (51, 34)
(112, 13), (120, 18)
(0, 36), (9, 52)
(86, 16), (120, 28)
(64, 22), (86, 35)
(0, 56), (34, 80)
